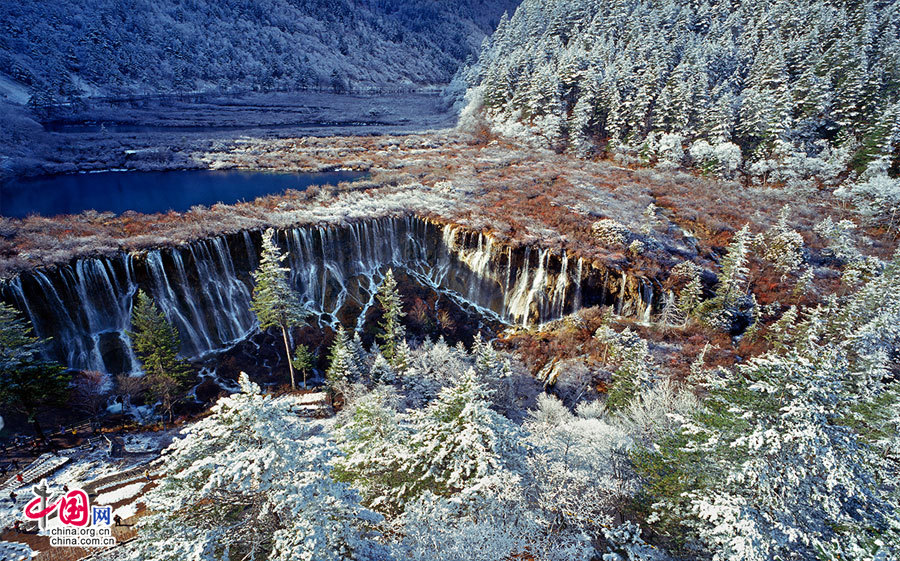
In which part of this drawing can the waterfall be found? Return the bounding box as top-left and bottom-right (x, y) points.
(4, 258), (139, 374)
(2, 215), (657, 374)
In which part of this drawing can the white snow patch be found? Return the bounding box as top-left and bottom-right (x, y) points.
(0, 75), (30, 105)
(95, 482), (146, 506)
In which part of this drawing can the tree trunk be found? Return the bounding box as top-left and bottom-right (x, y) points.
(29, 416), (46, 443)
(282, 325), (296, 390)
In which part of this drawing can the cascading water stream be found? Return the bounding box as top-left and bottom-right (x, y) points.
(1, 215), (657, 374)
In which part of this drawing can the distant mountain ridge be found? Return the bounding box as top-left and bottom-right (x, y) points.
(0, 0), (519, 101)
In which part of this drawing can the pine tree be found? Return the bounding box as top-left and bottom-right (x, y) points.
(129, 290), (194, 424)
(677, 273), (704, 325)
(401, 368), (522, 500)
(376, 269), (407, 369)
(0, 303), (70, 441)
(697, 224), (752, 328)
(326, 327), (354, 391)
(597, 326), (656, 410)
(716, 225), (752, 305)
(250, 228), (308, 390)
(291, 343), (314, 388)
(369, 352), (397, 385)
(348, 332), (369, 380)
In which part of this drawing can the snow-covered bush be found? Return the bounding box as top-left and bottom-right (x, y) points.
(689, 140), (742, 178)
(627, 239), (645, 256)
(834, 161), (900, 230)
(592, 219), (630, 247)
(525, 394), (635, 533)
(654, 133), (685, 170)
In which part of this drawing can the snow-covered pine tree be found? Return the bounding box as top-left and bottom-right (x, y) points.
(122, 374), (384, 561)
(348, 331), (370, 380)
(326, 327), (355, 391)
(376, 268), (408, 369)
(635, 258), (900, 560)
(696, 224), (752, 329)
(596, 326), (656, 411)
(399, 368), (524, 501)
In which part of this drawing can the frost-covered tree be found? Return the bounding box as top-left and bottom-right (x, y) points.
(756, 206), (805, 277)
(466, 0), (900, 182)
(597, 326), (656, 411)
(369, 351), (397, 385)
(525, 393), (633, 535)
(376, 269), (409, 369)
(400, 368), (525, 502)
(695, 225), (753, 330)
(635, 257), (900, 560)
(333, 386), (406, 515)
(326, 327), (355, 392)
(251, 229), (308, 389)
(122, 373), (384, 561)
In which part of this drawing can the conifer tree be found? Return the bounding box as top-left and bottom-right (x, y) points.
(0, 303), (70, 441)
(291, 343), (314, 388)
(677, 273), (704, 325)
(348, 332), (370, 379)
(129, 290), (194, 424)
(597, 326), (656, 410)
(400, 368), (522, 501)
(326, 327), (354, 391)
(715, 224), (752, 306)
(250, 228), (308, 389)
(376, 269), (407, 369)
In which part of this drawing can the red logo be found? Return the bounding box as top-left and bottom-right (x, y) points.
(24, 480), (90, 528)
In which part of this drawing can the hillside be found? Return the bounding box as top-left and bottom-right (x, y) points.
(462, 0), (900, 200)
(0, 0), (519, 101)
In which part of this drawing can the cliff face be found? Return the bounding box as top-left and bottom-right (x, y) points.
(1, 215), (658, 375)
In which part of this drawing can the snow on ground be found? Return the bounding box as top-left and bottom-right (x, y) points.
(0, 539), (32, 560)
(94, 482), (147, 506)
(0, 430), (173, 533)
(114, 503), (137, 520)
(122, 431), (173, 453)
(0, 75), (30, 105)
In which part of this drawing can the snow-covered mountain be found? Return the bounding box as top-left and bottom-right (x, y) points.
(0, 0), (519, 100)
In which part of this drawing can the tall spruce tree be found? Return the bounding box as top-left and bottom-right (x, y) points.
(250, 228), (308, 389)
(129, 290), (193, 424)
(376, 269), (408, 369)
(0, 303), (69, 441)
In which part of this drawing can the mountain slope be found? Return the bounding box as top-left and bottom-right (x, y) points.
(464, 0), (900, 173)
(0, 0), (519, 100)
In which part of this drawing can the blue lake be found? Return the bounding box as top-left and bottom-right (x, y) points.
(0, 169), (365, 218)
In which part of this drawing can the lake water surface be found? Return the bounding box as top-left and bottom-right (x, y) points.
(1, 169), (364, 218)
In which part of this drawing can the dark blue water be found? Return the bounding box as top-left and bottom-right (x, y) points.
(0, 169), (365, 218)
